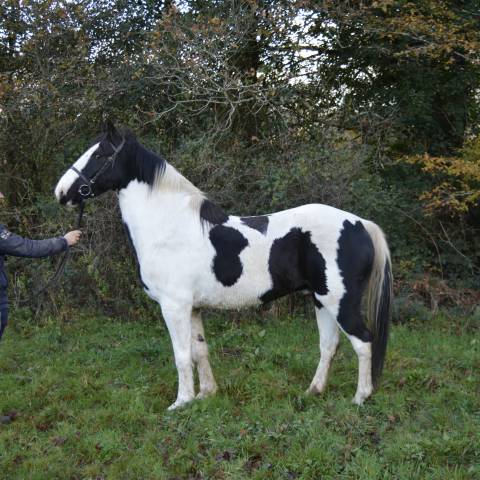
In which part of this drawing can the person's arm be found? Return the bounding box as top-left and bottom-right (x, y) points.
(0, 225), (80, 258)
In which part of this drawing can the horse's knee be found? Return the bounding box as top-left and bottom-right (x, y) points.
(174, 351), (192, 370)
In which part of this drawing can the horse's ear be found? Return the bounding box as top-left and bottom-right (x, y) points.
(101, 119), (115, 133)
(103, 120), (122, 144)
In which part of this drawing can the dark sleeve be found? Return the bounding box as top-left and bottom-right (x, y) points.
(0, 225), (68, 258)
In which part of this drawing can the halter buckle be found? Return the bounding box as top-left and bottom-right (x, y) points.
(79, 184), (92, 197)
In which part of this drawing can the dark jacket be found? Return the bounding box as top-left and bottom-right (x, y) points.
(0, 224), (68, 308)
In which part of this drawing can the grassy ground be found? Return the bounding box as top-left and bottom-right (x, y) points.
(0, 309), (478, 479)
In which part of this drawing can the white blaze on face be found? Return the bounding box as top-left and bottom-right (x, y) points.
(55, 143), (100, 202)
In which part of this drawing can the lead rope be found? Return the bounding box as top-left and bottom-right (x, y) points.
(46, 200), (85, 285)
(17, 201), (85, 306)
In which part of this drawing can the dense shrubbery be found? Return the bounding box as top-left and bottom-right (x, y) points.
(4, 131), (478, 321)
(1, 1), (478, 318)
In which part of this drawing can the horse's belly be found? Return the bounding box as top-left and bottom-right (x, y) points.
(194, 263), (272, 309)
(194, 291), (262, 310)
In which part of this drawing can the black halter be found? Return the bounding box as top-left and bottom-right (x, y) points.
(70, 138), (125, 198)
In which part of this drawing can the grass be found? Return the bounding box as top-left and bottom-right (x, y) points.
(0, 309), (479, 479)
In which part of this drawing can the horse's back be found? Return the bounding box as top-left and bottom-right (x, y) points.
(209, 203), (375, 307)
(262, 203), (364, 253)
(269, 203), (361, 225)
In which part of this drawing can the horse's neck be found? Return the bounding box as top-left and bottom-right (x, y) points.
(118, 164), (204, 245)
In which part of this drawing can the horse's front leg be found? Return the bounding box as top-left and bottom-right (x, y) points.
(191, 311), (217, 399)
(160, 300), (195, 410)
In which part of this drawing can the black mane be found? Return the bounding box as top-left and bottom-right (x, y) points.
(96, 128), (227, 226)
(99, 130), (166, 189)
(132, 141), (166, 187)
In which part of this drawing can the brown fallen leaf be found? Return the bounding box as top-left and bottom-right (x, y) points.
(51, 436), (67, 446)
(215, 450), (234, 462)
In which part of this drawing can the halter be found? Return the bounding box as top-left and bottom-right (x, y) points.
(70, 138), (125, 198)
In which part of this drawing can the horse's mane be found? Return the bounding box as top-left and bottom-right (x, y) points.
(148, 147), (228, 227)
(96, 128), (229, 228)
(133, 139), (167, 188)
(134, 138), (226, 226)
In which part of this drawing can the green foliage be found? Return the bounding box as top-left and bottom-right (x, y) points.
(314, 0), (480, 155)
(169, 131), (371, 213)
(1, 0), (479, 317)
(346, 173), (436, 275)
(406, 136), (480, 216)
(0, 312), (479, 478)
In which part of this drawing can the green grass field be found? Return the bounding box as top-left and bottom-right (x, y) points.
(0, 310), (478, 479)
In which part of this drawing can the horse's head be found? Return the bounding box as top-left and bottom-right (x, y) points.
(55, 121), (129, 205)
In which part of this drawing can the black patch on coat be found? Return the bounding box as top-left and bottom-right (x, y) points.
(200, 199), (228, 227)
(209, 226), (248, 286)
(336, 220), (375, 342)
(260, 228), (328, 303)
(240, 216), (269, 235)
(123, 222), (149, 290)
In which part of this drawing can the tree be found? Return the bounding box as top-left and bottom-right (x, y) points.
(0, 0), (168, 202)
(309, 0), (480, 155)
(407, 137), (480, 218)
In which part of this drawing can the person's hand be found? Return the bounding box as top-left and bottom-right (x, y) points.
(64, 230), (82, 246)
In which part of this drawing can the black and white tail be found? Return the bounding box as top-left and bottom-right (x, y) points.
(364, 222), (393, 386)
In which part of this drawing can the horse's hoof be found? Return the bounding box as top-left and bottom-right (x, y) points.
(196, 386), (218, 399)
(306, 384), (324, 396)
(167, 398), (193, 411)
(352, 389), (372, 405)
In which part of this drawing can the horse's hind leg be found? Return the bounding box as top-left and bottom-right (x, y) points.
(191, 311), (218, 399)
(334, 295), (374, 405)
(307, 303), (339, 395)
(348, 333), (373, 405)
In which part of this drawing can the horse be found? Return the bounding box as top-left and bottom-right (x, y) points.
(55, 122), (392, 410)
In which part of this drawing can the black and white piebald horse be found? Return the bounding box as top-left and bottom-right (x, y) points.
(55, 123), (392, 410)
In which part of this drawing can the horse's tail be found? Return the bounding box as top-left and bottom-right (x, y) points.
(364, 221), (393, 387)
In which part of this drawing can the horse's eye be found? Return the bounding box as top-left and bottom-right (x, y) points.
(95, 154), (101, 159)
